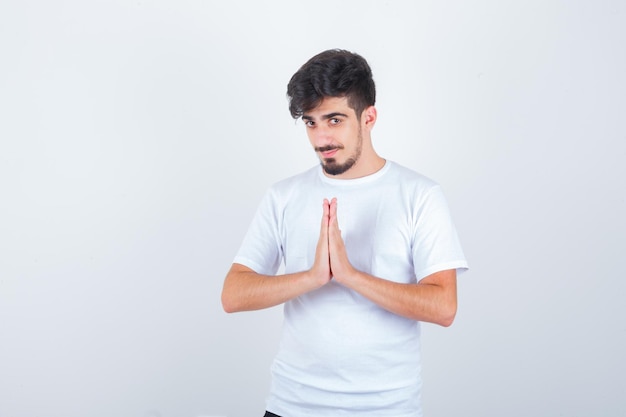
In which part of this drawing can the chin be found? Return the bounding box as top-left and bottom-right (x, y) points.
(322, 158), (356, 176)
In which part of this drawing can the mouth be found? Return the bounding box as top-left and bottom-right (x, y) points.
(320, 149), (339, 159)
(316, 145), (342, 159)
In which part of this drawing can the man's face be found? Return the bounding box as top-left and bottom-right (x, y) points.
(302, 97), (364, 177)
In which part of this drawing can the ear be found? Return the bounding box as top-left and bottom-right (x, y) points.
(362, 106), (377, 131)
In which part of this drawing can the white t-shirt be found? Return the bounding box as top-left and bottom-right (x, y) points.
(234, 161), (468, 417)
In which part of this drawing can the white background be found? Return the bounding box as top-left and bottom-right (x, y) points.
(1, 1), (625, 416)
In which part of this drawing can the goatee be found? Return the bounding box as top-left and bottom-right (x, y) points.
(317, 129), (363, 176)
(321, 157), (357, 175)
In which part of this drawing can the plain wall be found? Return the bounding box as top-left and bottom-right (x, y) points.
(1, 1), (625, 416)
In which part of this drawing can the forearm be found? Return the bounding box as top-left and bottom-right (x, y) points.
(335, 269), (458, 326)
(221, 263), (321, 313)
(326, 200), (457, 326)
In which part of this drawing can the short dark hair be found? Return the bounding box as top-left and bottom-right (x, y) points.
(286, 49), (376, 119)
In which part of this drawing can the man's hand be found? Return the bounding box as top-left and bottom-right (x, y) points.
(308, 198), (333, 287)
(327, 197), (356, 282)
(309, 197), (356, 286)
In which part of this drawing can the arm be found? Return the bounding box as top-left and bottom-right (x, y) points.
(221, 264), (320, 313)
(327, 198), (458, 327)
(332, 267), (457, 327)
(221, 199), (333, 313)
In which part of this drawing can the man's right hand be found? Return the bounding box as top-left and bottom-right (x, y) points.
(222, 198), (334, 313)
(308, 198), (333, 287)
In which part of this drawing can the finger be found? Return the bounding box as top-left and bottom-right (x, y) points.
(321, 198), (330, 230)
(311, 199), (331, 284)
(329, 197), (338, 226)
(328, 199), (343, 247)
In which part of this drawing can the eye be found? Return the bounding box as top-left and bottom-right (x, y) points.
(304, 119), (315, 127)
(329, 118), (341, 125)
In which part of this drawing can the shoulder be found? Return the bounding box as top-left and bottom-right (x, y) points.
(270, 165), (318, 192)
(385, 160), (440, 195)
(262, 165), (320, 205)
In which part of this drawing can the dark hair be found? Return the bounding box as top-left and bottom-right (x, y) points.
(286, 49), (376, 119)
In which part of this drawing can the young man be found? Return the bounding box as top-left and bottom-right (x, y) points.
(222, 49), (468, 416)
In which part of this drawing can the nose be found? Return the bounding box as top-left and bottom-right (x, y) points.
(308, 124), (333, 148)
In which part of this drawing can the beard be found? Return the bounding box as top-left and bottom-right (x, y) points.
(319, 130), (363, 176)
(322, 155), (358, 175)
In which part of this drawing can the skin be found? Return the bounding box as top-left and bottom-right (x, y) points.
(303, 96), (384, 179)
(221, 97), (457, 326)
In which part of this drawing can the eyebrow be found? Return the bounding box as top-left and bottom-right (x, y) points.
(302, 112), (350, 121)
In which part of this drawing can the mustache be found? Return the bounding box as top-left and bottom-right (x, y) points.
(315, 145), (344, 152)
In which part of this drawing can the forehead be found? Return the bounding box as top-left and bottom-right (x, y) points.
(303, 96), (356, 119)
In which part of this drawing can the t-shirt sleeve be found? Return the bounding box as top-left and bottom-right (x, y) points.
(412, 185), (468, 281)
(232, 188), (283, 276)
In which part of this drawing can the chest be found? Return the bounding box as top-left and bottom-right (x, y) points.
(280, 185), (416, 281)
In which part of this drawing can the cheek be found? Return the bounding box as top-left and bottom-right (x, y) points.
(306, 131), (316, 147)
